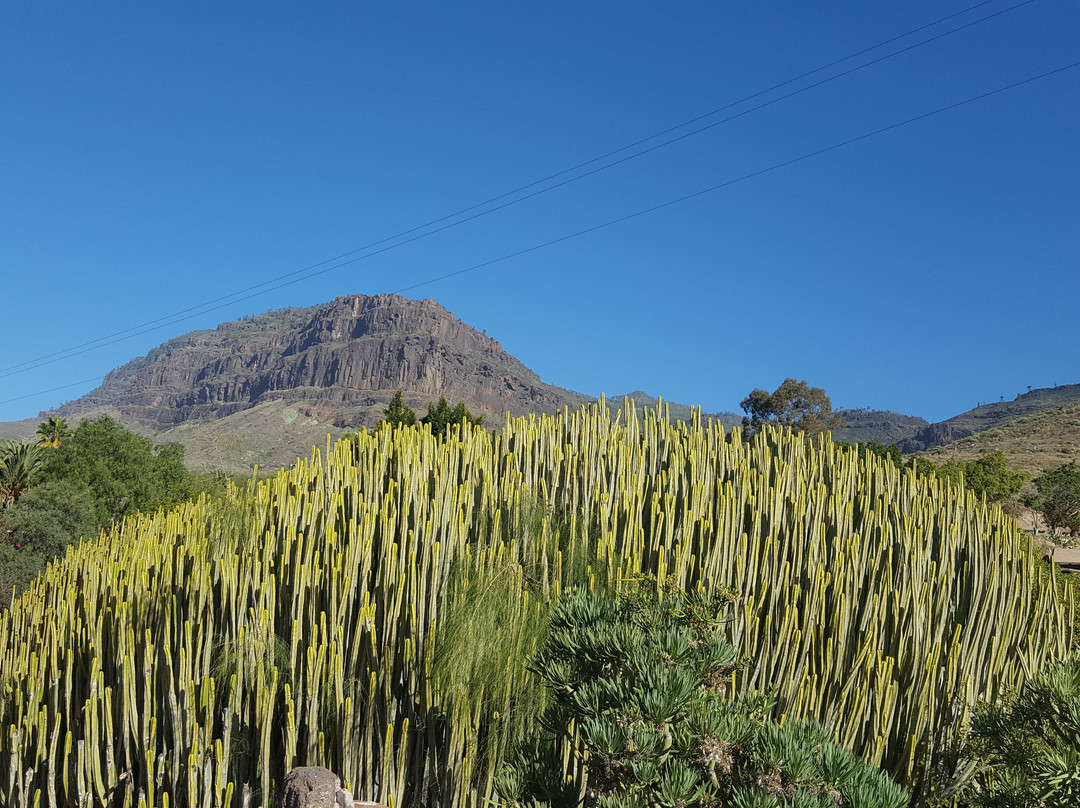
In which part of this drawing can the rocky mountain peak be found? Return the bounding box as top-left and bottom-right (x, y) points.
(57, 293), (585, 432)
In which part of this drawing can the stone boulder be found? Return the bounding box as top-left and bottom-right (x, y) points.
(280, 767), (352, 808)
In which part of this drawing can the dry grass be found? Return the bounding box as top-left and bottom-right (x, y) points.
(919, 404), (1080, 478)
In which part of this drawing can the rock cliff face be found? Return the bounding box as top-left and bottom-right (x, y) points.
(60, 294), (589, 431)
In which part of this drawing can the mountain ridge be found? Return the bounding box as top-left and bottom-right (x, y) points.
(2, 293), (1078, 475)
(55, 293), (591, 435)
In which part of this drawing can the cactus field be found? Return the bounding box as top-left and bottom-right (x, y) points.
(0, 399), (1072, 807)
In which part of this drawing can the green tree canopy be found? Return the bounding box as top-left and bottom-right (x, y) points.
(39, 416), (193, 524)
(962, 451), (1027, 504)
(1025, 462), (1080, 534)
(3, 480), (98, 557)
(420, 396), (484, 437)
(740, 378), (844, 438)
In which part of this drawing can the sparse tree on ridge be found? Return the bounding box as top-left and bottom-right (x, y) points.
(740, 378), (844, 438)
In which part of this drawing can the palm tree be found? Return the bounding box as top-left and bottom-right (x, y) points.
(0, 440), (45, 508)
(36, 416), (72, 449)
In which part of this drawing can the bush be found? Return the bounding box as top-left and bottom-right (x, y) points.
(0, 543), (45, 607)
(496, 579), (908, 808)
(3, 480), (98, 557)
(960, 655), (1080, 806)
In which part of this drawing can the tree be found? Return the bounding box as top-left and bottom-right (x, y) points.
(39, 416), (194, 524)
(35, 416), (72, 449)
(740, 378), (844, 438)
(420, 396), (484, 437)
(962, 451), (1026, 505)
(0, 542), (47, 608)
(1025, 462), (1080, 534)
(497, 579), (908, 808)
(0, 440), (45, 508)
(3, 480), (98, 557)
(379, 389), (417, 429)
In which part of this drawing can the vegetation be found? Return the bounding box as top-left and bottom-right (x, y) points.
(1025, 462), (1080, 535)
(907, 451), (1027, 508)
(35, 415), (72, 448)
(379, 388), (417, 428)
(0, 415), (215, 603)
(958, 654), (1080, 806)
(497, 579), (908, 808)
(1, 480), (98, 556)
(376, 389), (485, 436)
(422, 394), (485, 435)
(0, 439), (45, 507)
(0, 402), (1070, 808)
(38, 415), (195, 523)
(838, 445), (1027, 510)
(740, 378), (844, 438)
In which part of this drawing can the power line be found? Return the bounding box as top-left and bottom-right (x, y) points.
(0, 377), (106, 407)
(0, 0), (1039, 384)
(3, 58), (1074, 411)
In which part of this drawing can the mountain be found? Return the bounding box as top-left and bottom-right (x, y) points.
(832, 409), (929, 446)
(60, 294), (589, 428)
(608, 391), (742, 429)
(8, 292), (1077, 475)
(38, 294), (590, 471)
(915, 404), (1080, 479)
(898, 384), (1080, 453)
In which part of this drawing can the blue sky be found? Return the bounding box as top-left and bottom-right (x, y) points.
(2, 1), (1077, 424)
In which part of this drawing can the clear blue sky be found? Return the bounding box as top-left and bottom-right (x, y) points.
(2, 1), (1077, 424)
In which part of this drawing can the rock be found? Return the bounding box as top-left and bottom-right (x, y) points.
(56, 293), (588, 431)
(281, 767), (348, 808)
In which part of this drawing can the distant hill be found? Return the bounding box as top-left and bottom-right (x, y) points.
(832, 409), (929, 446)
(5, 292), (1076, 476)
(607, 391), (742, 430)
(918, 404), (1080, 478)
(25, 294), (590, 472)
(57, 294), (591, 430)
(898, 384), (1080, 453)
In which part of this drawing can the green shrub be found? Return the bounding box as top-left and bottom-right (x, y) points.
(496, 579), (908, 808)
(959, 655), (1080, 807)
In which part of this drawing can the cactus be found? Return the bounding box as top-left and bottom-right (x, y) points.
(0, 402), (1070, 807)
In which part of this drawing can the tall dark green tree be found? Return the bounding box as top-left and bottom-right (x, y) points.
(740, 378), (844, 438)
(421, 396), (484, 437)
(379, 389), (417, 429)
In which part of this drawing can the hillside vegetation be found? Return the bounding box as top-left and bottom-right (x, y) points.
(0, 400), (1071, 808)
(920, 404), (1080, 478)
